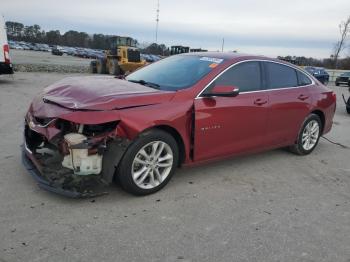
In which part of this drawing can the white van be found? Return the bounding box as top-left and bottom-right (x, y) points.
(0, 15), (13, 75)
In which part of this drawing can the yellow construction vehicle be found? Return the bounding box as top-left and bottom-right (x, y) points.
(90, 36), (146, 75)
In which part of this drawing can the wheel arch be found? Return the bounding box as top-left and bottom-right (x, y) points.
(147, 125), (186, 167)
(310, 109), (325, 133)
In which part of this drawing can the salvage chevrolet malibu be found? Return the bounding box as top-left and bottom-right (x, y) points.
(22, 53), (336, 197)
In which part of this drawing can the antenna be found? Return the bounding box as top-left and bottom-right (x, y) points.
(155, 0), (160, 44)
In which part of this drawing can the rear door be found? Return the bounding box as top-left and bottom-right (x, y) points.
(194, 61), (269, 161)
(263, 61), (313, 146)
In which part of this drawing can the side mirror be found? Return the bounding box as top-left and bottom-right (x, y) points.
(202, 85), (240, 97)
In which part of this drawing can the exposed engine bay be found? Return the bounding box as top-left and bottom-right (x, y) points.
(23, 115), (130, 197)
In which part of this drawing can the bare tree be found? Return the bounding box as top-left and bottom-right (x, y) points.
(333, 16), (350, 69)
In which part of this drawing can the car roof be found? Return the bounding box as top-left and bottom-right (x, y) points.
(179, 51), (291, 65)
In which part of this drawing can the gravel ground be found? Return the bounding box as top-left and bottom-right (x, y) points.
(0, 72), (350, 262)
(10, 50), (91, 73)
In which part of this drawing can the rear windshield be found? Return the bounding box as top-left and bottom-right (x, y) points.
(126, 55), (224, 91)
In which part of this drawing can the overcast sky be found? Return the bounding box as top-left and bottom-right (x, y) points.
(3, 0), (350, 58)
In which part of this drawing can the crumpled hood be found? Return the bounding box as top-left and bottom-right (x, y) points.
(41, 75), (175, 111)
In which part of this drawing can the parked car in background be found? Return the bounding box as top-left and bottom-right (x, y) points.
(9, 43), (23, 50)
(0, 15), (13, 75)
(304, 67), (329, 85)
(75, 48), (88, 58)
(38, 44), (51, 52)
(23, 53), (336, 197)
(141, 54), (162, 63)
(335, 72), (350, 87)
(65, 47), (77, 56)
(141, 54), (153, 62)
(149, 54), (161, 62)
(51, 47), (63, 56)
(19, 42), (31, 50)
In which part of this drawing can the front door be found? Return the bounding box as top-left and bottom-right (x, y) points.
(194, 61), (269, 161)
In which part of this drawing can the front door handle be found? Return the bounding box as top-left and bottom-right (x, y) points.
(254, 98), (267, 106)
(298, 94), (309, 101)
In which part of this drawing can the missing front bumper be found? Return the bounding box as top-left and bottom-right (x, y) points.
(22, 145), (109, 198)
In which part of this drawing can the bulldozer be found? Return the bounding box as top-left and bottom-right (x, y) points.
(90, 36), (146, 75)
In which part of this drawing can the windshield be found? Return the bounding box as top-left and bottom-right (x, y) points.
(340, 72), (350, 77)
(126, 55), (224, 91)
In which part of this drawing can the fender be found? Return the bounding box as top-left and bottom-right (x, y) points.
(116, 101), (194, 164)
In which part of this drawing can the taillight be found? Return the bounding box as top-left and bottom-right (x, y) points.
(3, 44), (10, 64)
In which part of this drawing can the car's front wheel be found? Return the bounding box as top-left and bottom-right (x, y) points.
(117, 129), (179, 195)
(289, 114), (322, 155)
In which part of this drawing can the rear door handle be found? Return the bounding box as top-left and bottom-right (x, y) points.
(298, 94), (309, 101)
(254, 98), (268, 106)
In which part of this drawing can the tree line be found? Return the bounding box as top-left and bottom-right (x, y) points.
(6, 21), (131, 50)
(277, 56), (350, 70)
(5, 20), (172, 55)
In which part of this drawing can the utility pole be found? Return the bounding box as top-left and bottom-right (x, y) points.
(155, 0), (160, 44)
(221, 38), (225, 52)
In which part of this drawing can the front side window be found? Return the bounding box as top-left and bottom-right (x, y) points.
(209, 61), (262, 92)
(266, 62), (298, 89)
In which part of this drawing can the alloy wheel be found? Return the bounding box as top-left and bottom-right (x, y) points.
(131, 141), (174, 189)
(301, 120), (320, 151)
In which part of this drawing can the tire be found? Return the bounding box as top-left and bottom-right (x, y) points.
(347, 107), (350, 114)
(96, 59), (107, 74)
(89, 61), (97, 74)
(117, 129), (179, 195)
(108, 59), (121, 75)
(335, 82), (339, 86)
(289, 114), (322, 155)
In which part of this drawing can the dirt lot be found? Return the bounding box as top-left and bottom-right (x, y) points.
(0, 72), (350, 262)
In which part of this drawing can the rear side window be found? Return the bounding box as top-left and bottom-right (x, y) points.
(266, 62), (298, 89)
(213, 61), (262, 92)
(297, 71), (312, 86)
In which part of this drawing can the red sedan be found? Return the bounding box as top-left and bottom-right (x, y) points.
(23, 53), (336, 197)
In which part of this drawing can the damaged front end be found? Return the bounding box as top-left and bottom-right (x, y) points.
(22, 113), (130, 198)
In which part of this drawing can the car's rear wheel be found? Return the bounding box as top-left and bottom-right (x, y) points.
(117, 130), (179, 195)
(289, 114), (321, 155)
(335, 82), (340, 86)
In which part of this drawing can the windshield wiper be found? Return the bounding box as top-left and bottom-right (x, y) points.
(128, 79), (160, 90)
